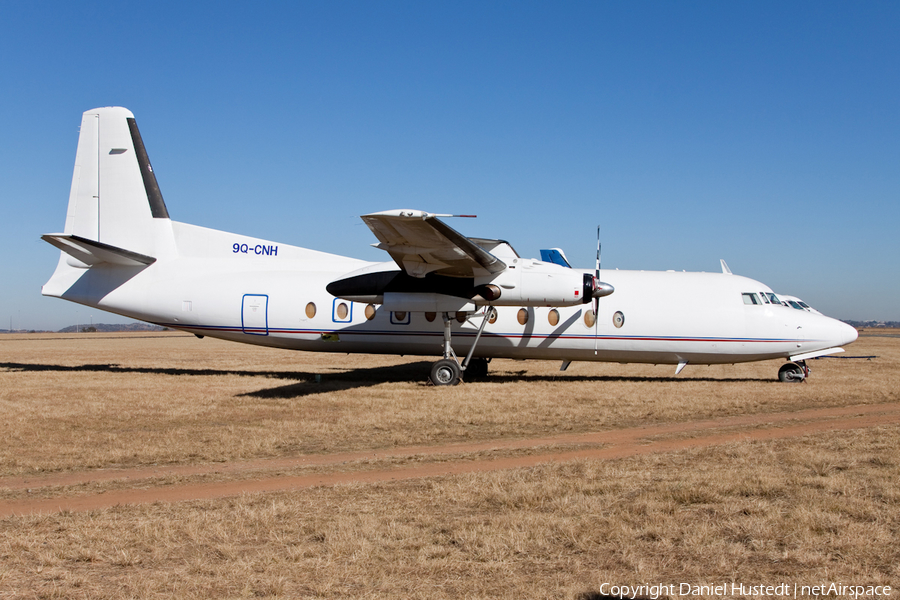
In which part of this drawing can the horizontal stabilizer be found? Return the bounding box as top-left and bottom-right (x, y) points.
(42, 234), (156, 267)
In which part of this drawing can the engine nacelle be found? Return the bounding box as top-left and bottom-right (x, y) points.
(476, 260), (605, 307)
(326, 258), (614, 311)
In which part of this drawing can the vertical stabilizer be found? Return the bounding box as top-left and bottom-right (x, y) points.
(62, 107), (172, 257)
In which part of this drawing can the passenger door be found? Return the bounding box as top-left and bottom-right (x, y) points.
(242, 294), (269, 335)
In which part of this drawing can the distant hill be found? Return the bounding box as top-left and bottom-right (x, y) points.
(57, 322), (168, 333)
(842, 320), (900, 329)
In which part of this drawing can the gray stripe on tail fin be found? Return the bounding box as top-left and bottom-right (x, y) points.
(126, 117), (170, 219)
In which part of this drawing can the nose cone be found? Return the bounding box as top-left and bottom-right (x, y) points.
(838, 321), (859, 346)
(802, 315), (859, 353)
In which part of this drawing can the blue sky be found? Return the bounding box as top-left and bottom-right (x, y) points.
(2, 1), (898, 330)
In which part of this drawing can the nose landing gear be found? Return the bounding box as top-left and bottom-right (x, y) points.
(778, 360), (809, 383)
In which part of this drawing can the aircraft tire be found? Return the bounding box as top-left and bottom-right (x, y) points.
(431, 359), (461, 386)
(465, 357), (489, 379)
(778, 362), (805, 383)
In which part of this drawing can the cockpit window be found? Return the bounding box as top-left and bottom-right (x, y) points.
(764, 292), (780, 305)
(759, 292), (770, 304)
(788, 300), (804, 310)
(742, 293), (761, 305)
(799, 301), (811, 309)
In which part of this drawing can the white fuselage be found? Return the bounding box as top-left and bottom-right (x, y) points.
(43, 221), (857, 367)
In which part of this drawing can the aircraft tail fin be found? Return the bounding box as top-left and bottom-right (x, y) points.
(540, 248), (572, 268)
(60, 107), (173, 258)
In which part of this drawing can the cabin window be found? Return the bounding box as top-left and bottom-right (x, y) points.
(391, 311), (410, 324)
(305, 302), (316, 319)
(365, 304), (376, 320)
(456, 312), (468, 324)
(548, 309), (559, 326)
(488, 307), (498, 324)
(517, 308), (529, 326)
(613, 311), (625, 328)
(425, 312), (436, 322)
(583, 308), (596, 328)
(335, 302), (349, 320)
(742, 293), (761, 305)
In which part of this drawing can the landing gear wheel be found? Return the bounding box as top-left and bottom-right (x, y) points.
(465, 357), (489, 380)
(778, 362), (806, 383)
(430, 359), (461, 386)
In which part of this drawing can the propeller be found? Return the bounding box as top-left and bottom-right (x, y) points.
(590, 226), (616, 353)
(594, 226), (600, 354)
(580, 227), (614, 354)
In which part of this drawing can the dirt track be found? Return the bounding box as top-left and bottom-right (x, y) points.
(2, 402), (898, 518)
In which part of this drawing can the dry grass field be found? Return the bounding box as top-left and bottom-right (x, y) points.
(0, 331), (898, 598)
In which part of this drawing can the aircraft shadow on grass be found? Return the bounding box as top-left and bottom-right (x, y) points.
(0, 361), (429, 399)
(1, 361), (773, 400)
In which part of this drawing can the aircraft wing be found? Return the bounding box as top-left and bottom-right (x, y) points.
(361, 210), (506, 278)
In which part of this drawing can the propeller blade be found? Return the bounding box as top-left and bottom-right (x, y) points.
(594, 226), (600, 354)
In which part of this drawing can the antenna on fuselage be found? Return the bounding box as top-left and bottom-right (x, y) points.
(720, 259), (732, 275)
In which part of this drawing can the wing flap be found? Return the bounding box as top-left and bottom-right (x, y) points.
(361, 210), (506, 278)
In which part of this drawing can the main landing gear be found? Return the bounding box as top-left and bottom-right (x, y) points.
(430, 359), (462, 386)
(778, 360), (809, 383)
(429, 311), (491, 386)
